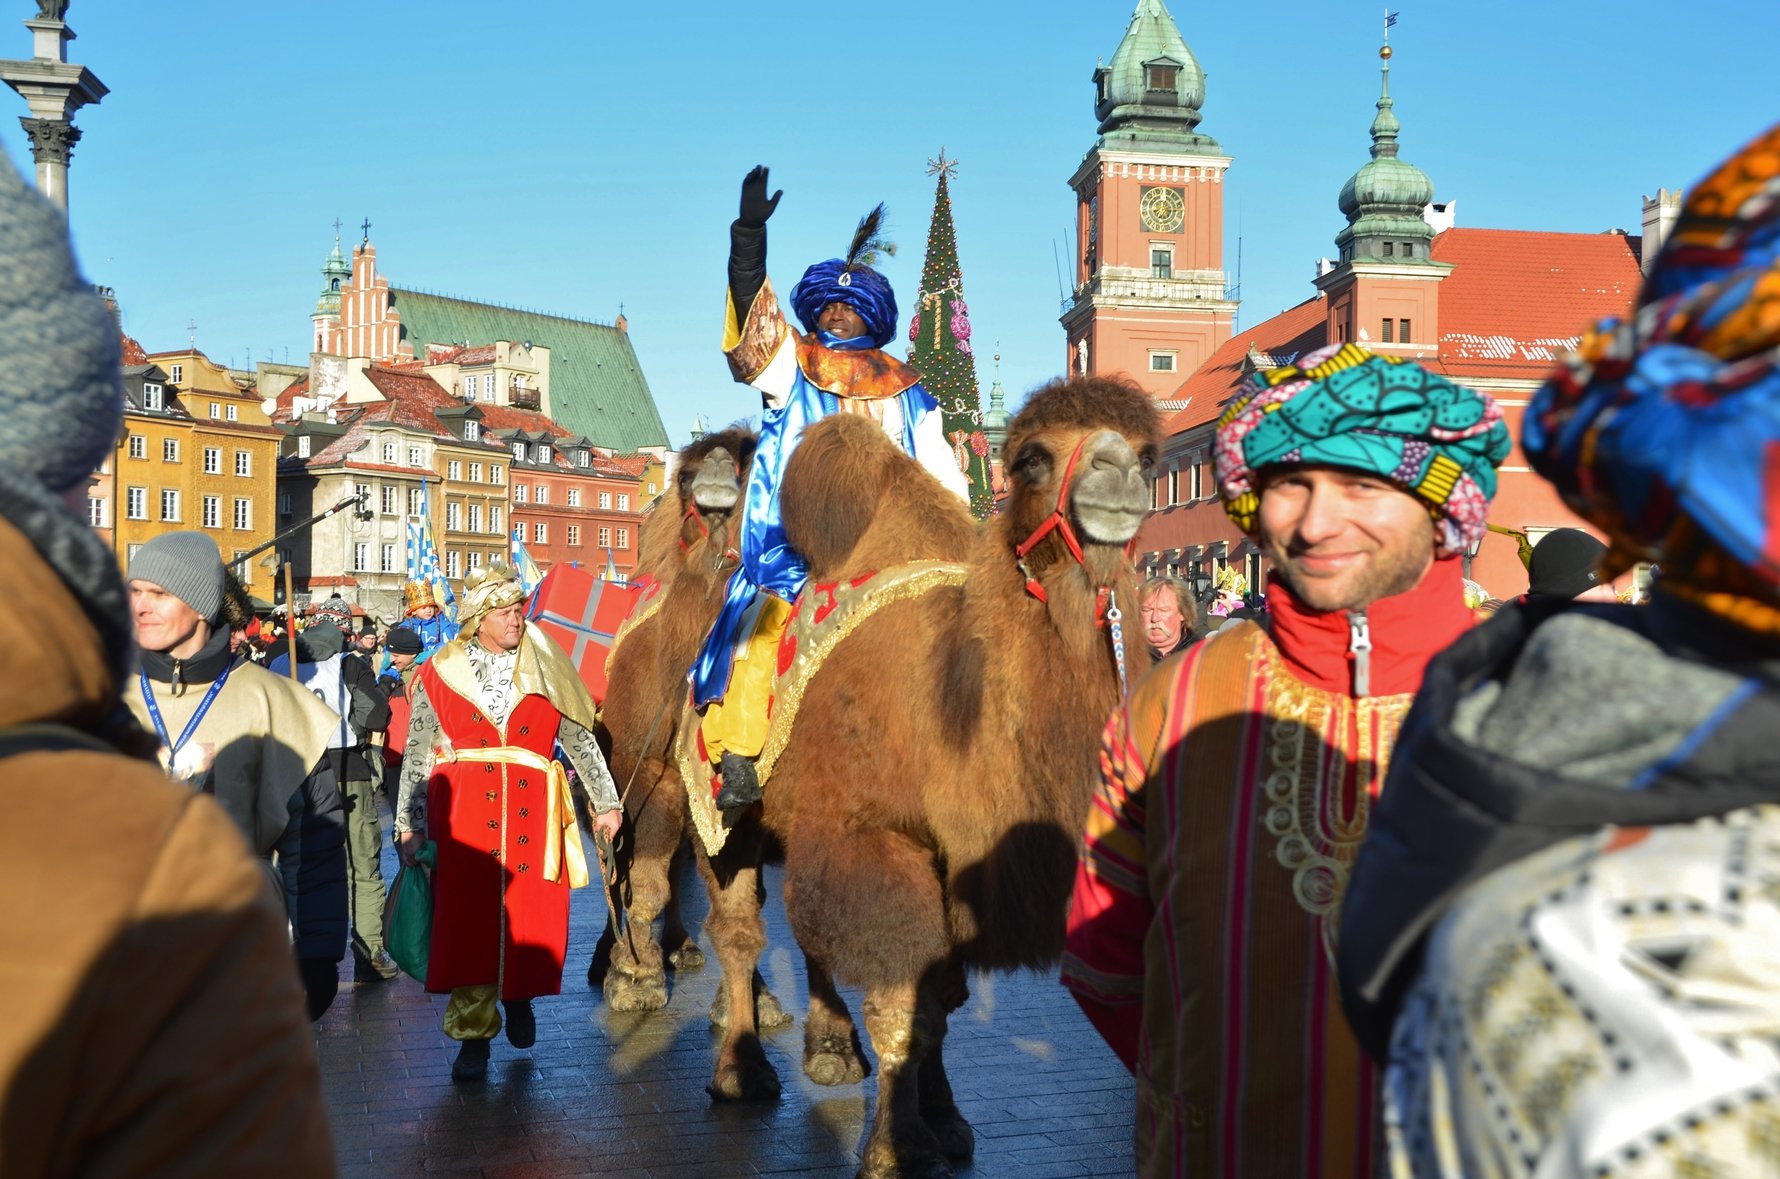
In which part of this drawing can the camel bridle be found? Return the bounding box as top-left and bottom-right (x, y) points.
(679, 501), (741, 572)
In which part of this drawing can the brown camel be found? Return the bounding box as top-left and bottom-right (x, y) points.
(698, 375), (1160, 1179)
(590, 427), (779, 1015)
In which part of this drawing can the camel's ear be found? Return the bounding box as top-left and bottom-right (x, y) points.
(782, 414), (889, 578)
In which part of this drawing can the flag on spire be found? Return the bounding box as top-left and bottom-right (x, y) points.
(910, 150), (995, 517)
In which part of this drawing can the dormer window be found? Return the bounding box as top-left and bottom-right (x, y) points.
(537, 445), (552, 465)
(512, 441), (526, 462)
(297, 435), (311, 459)
(465, 420), (481, 442)
(576, 450), (589, 468)
(1146, 63), (1178, 92)
(142, 383), (163, 411)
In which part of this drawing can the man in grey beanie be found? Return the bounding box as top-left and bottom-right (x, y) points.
(126, 531), (352, 1015)
(0, 145), (338, 1175)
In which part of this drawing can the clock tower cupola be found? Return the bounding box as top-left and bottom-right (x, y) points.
(1063, 0), (1236, 398)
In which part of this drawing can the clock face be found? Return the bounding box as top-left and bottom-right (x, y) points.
(1140, 186), (1185, 233)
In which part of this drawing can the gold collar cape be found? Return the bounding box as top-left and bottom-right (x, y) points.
(427, 621), (598, 733)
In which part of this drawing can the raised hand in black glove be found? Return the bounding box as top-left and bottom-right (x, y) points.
(298, 957), (339, 1022)
(739, 165), (782, 227)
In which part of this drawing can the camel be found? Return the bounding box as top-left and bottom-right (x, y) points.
(590, 427), (783, 1017)
(696, 375), (1161, 1179)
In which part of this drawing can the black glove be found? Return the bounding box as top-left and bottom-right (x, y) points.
(298, 957), (339, 1022)
(738, 165), (781, 227)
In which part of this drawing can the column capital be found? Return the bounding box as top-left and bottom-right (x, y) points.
(19, 115), (79, 165)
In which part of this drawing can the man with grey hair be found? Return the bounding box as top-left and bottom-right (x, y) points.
(1139, 575), (1197, 661)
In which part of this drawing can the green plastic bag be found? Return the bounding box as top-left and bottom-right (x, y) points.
(382, 840), (435, 981)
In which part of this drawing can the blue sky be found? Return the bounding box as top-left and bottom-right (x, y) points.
(10, 0), (1775, 447)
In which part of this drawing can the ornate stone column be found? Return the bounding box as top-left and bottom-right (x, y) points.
(0, 2), (107, 213)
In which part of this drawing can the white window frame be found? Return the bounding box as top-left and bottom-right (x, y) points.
(616, 527), (629, 549)
(162, 437), (180, 462)
(87, 497), (106, 528)
(465, 421), (481, 442)
(233, 498), (251, 531)
(381, 543), (397, 573)
(407, 446), (423, 467)
(535, 485), (549, 505)
(168, 364), (183, 383)
(408, 487), (426, 516)
(202, 495), (221, 529)
(160, 489), (181, 522)
(142, 383), (163, 411)
(225, 404), (238, 422)
(446, 502), (462, 531)
(203, 447), (222, 474)
(128, 434), (146, 460)
(469, 462), (483, 483)
(537, 446), (552, 465)
(235, 450), (251, 477)
(1149, 350), (1178, 373)
(513, 484), (528, 504)
(445, 550), (460, 578)
(490, 466), (504, 486)
(468, 503), (483, 533)
(354, 542), (370, 572)
(567, 524), (580, 547)
(534, 522), (547, 544)
(380, 485), (398, 515)
(209, 402), (221, 419)
(383, 441), (398, 464)
(598, 491), (611, 510)
(490, 505), (503, 532)
(598, 526), (611, 548)
(447, 460), (462, 480)
(617, 493), (630, 511)
(566, 488), (581, 508)
(126, 486), (146, 520)
(297, 436), (311, 459)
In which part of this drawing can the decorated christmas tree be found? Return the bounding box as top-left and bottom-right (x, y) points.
(908, 151), (995, 516)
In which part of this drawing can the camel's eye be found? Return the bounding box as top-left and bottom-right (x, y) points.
(1015, 448), (1050, 480)
(1139, 451), (1157, 475)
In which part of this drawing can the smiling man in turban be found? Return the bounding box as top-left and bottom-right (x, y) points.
(394, 561), (623, 1081)
(1062, 342), (1509, 1178)
(692, 165), (969, 812)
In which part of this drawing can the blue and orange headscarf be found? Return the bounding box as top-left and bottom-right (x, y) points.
(1524, 122), (1780, 615)
(790, 261), (899, 350)
(1215, 342), (1510, 557)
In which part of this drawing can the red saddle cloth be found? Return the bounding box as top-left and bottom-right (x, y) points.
(525, 564), (642, 706)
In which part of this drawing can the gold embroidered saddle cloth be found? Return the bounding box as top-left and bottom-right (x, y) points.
(677, 559), (968, 856)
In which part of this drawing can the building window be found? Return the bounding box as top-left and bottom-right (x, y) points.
(128, 434), (145, 460)
(204, 447), (222, 474)
(1381, 318), (1394, 343)
(567, 525), (580, 547)
(354, 543), (369, 572)
(447, 460), (462, 480)
(235, 451), (251, 477)
(408, 446), (423, 467)
(209, 402), (221, 419)
(202, 495), (221, 528)
(87, 497), (105, 528)
(616, 527), (629, 549)
(469, 462), (483, 483)
(297, 436), (311, 459)
(278, 491), (291, 516)
(446, 502), (461, 531)
(598, 491), (612, 510)
(126, 487), (146, 519)
(408, 487), (425, 516)
(1150, 245), (1173, 279)
(1402, 243), (1415, 258)
(534, 522), (547, 544)
(163, 437), (180, 462)
(142, 383), (163, 410)
(467, 550), (484, 570)
(647, 481), (657, 496)
(233, 498), (251, 530)
(1400, 319), (1412, 343)
(537, 446), (552, 465)
(1191, 457), (1204, 500)
(1382, 241), (1394, 258)
(512, 442), (526, 462)
(598, 526), (611, 548)
(169, 364), (183, 383)
(1149, 351), (1177, 374)
(576, 450), (590, 468)
(566, 488), (581, 508)
(490, 466), (504, 486)
(380, 485), (397, 515)
(617, 493), (630, 511)
(354, 482), (370, 509)
(535, 485), (549, 505)
(465, 421), (481, 442)
(464, 375), (478, 400)
(381, 543), (396, 573)
(160, 489), (181, 522)
(513, 484), (527, 504)
(490, 505), (502, 532)
(468, 503), (483, 533)
(1146, 63), (1178, 91)
(383, 441), (397, 464)
(225, 404), (237, 422)
(127, 543), (142, 562)
(445, 550), (460, 578)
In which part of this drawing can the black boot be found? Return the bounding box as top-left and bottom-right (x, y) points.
(715, 752), (763, 812)
(503, 999), (535, 1049)
(451, 1038), (490, 1082)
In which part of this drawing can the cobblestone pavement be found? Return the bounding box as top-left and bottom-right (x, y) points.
(317, 819), (1135, 1177)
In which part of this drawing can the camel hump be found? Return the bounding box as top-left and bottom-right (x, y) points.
(782, 413), (974, 580)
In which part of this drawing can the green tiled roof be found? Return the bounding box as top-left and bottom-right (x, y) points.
(388, 288), (668, 451)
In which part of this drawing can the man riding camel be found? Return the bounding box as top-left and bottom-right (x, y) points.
(695, 166), (969, 811)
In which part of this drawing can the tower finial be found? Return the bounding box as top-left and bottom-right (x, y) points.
(360, 217), (372, 244)
(332, 216), (341, 244)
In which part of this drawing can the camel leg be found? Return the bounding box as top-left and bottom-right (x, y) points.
(857, 983), (950, 1179)
(600, 759), (688, 1012)
(697, 827), (781, 1102)
(661, 836), (705, 971)
(803, 952), (869, 1086)
(586, 878), (618, 986)
(916, 960), (973, 1162)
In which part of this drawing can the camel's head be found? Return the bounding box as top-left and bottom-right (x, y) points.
(675, 427), (756, 548)
(1000, 376), (1161, 589)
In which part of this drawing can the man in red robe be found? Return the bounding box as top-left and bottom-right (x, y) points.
(1061, 343), (1510, 1177)
(396, 562), (622, 1081)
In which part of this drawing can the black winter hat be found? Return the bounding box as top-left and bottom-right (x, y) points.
(1527, 528), (1608, 600)
(385, 627), (424, 655)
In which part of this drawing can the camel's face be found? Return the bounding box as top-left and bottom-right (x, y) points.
(687, 446), (742, 515)
(1068, 430), (1151, 545)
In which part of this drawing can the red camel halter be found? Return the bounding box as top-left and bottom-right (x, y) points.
(1011, 434), (1132, 696)
(679, 501), (741, 571)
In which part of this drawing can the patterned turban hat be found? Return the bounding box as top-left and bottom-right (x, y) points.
(458, 560), (526, 639)
(1523, 122), (1780, 610)
(1215, 342), (1511, 557)
(790, 262), (898, 350)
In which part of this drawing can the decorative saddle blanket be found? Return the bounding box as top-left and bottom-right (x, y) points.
(677, 559), (969, 856)
(600, 573), (665, 684)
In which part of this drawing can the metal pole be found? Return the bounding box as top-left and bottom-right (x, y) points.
(283, 561), (298, 680)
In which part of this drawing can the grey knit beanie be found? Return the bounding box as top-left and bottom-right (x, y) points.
(0, 145), (123, 493)
(126, 531), (225, 621)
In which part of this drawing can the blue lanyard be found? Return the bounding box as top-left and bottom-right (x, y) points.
(138, 662), (233, 759)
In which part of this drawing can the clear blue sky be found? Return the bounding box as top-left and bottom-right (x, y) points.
(10, 0), (1775, 447)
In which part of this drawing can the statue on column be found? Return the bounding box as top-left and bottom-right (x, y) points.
(36, 2), (71, 21)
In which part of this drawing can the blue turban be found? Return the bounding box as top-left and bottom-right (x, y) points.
(790, 260), (899, 349)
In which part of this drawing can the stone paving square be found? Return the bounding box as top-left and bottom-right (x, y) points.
(317, 825), (1135, 1177)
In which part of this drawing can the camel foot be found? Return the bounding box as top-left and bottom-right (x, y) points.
(706, 1047), (782, 1102)
(709, 983), (794, 1030)
(856, 1140), (952, 1179)
(922, 1107), (975, 1162)
(667, 940), (705, 971)
(803, 1032), (870, 1087)
(603, 971), (669, 1013)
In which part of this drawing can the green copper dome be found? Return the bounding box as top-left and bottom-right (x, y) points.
(1335, 53), (1436, 262)
(1094, 0), (1220, 154)
(314, 236), (349, 316)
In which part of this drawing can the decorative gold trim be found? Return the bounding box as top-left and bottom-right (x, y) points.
(725, 277), (790, 385)
(604, 590), (666, 679)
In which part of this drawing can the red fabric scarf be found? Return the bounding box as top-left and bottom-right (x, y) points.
(1265, 556), (1471, 697)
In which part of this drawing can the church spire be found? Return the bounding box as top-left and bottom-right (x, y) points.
(1092, 0), (1219, 154)
(1334, 32), (1435, 264)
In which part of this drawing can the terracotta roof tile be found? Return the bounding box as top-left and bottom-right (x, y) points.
(120, 333), (148, 366)
(1164, 296), (1329, 434)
